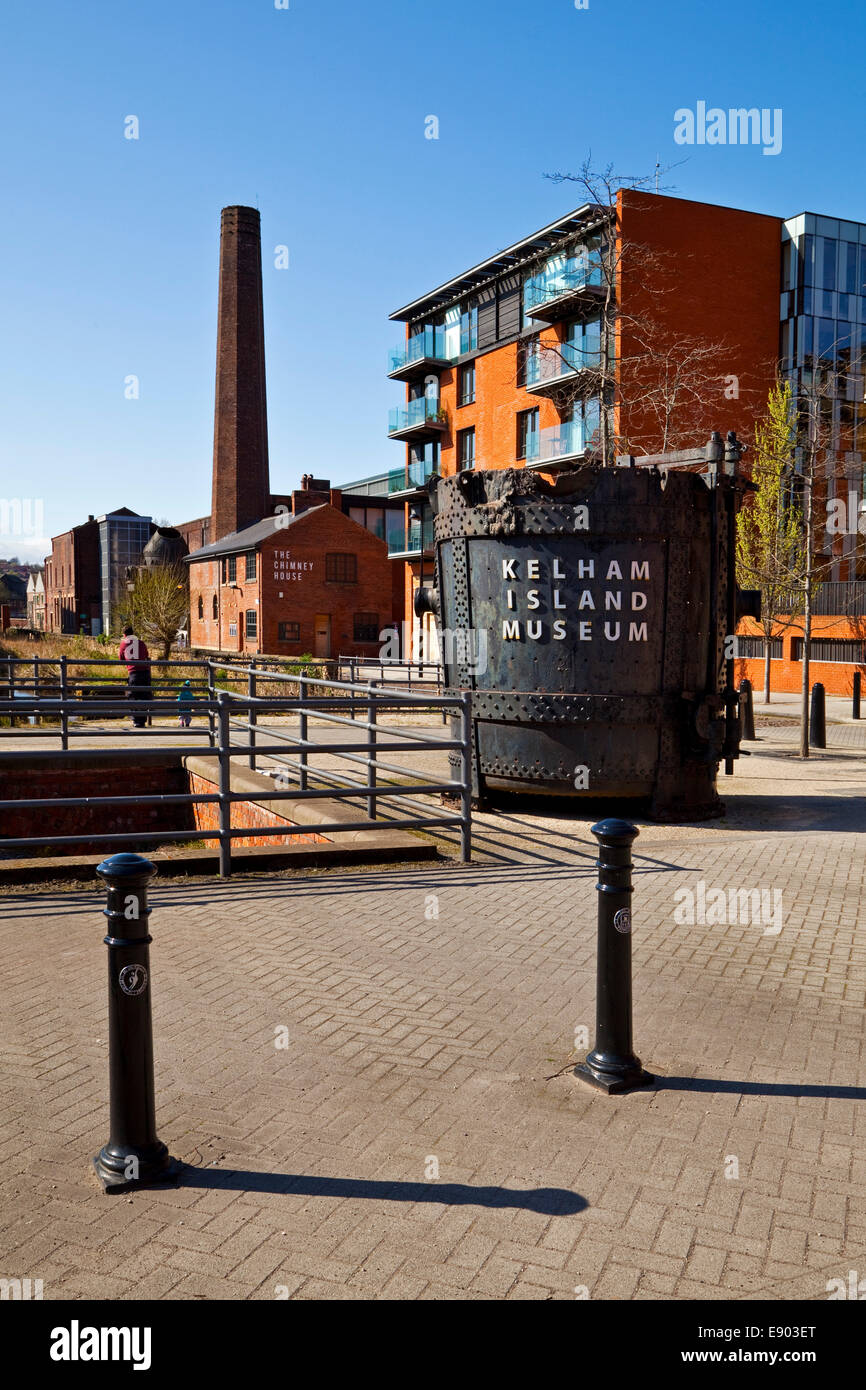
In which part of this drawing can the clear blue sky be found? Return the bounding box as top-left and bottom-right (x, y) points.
(2, 0), (865, 561)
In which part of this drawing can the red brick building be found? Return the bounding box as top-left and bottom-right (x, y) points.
(186, 497), (393, 658)
(43, 515), (101, 635)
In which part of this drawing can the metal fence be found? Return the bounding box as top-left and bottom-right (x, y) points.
(0, 658), (471, 874)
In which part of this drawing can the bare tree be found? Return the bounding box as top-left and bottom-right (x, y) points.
(128, 563), (189, 661)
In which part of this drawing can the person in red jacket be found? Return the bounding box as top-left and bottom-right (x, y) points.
(119, 625), (152, 728)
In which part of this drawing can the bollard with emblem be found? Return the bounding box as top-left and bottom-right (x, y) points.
(575, 820), (654, 1095)
(810, 682), (826, 749)
(93, 853), (175, 1191)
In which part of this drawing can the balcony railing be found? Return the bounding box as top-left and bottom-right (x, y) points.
(525, 415), (597, 469)
(388, 398), (448, 439)
(388, 328), (452, 378)
(777, 580), (866, 616)
(524, 255), (605, 321)
(387, 517), (435, 556)
(388, 457), (438, 494)
(525, 341), (602, 392)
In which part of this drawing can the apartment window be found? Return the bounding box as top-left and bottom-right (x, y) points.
(279, 621), (300, 642)
(457, 427), (476, 472)
(197, 595), (203, 620)
(223, 555), (237, 583)
(212, 594), (218, 620)
(245, 551), (257, 581)
(245, 609), (257, 639)
(325, 552), (357, 583)
(354, 612), (379, 643)
(460, 303), (478, 354)
(458, 362), (475, 406)
(517, 335), (539, 387)
(517, 408), (539, 461)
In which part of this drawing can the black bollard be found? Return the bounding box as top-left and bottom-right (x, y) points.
(93, 854), (175, 1192)
(809, 682), (826, 749)
(738, 678), (756, 741)
(575, 820), (654, 1095)
(853, 671), (861, 721)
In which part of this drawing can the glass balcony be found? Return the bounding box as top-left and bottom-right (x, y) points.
(388, 457), (438, 495)
(387, 516), (435, 556)
(388, 328), (453, 380)
(524, 253), (605, 322)
(388, 397), (448, 441)
(524, 411), (599, 470)
(525, 341), (603, 394)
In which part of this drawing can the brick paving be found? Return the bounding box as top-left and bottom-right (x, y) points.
(1, 732), (865, 1301)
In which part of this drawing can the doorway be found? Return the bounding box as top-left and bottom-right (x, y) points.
(314, 614), (331, 658)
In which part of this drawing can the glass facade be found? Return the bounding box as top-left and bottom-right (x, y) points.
(98, 513), (152, 635)
(781, 213), (866, 576)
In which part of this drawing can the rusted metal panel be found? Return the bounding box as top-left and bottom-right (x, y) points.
(428, 441), (750, 819)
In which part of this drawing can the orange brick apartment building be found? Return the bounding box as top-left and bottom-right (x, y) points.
(186, 499), (393, 659)
(386, 190), (866, 693)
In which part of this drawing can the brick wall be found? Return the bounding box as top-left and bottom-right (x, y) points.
(735, 617), (866, 696)
(188, 771), (328, 848)
(617, 190), (782, 453)
(0, 756), (190, 856)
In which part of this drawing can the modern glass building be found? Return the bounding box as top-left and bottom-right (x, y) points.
(780, 212), (866, 579)
(97, 511), (152, 635)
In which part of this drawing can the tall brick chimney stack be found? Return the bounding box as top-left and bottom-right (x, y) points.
(210, 205), (270, 540)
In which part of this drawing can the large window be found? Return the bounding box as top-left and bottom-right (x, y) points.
(457, 427), (476, 472)
(517, 408), (539, 461)
(354, 612), (379, 643)
(245, 609), (257, 639)
(279, 621), (300, 642)
(223, 555), (237, 583)
(458, 363), (475, 406)
(326, 552), (357, 583)
(245, 551), (257, 580)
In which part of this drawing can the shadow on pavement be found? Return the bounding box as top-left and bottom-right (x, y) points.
(656, 1076), (866, 1100)
(175, 1167), (587, 1214)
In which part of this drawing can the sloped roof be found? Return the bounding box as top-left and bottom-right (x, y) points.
(185, 506), (325, 563)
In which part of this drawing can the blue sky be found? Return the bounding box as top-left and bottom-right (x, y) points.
(2, 0), (865, 561)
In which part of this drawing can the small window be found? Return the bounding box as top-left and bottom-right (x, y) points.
(354, 612), (379, 643)
(457, 427), (475, 472)
(212, 594), (218, 620)
(326, 552), (358, 583)
(245, 609), (257, 639)
(279, 621), (300, 642)
(197, 595), (203, 619)
(245, 551), (257, 581)
(458, 362), (475, 406)
(228, 621), (237, 637)
(517, 408), (539, 461)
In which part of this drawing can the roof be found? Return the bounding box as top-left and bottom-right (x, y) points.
(185, 506), (325, 562)
(389, 202), (606, 322)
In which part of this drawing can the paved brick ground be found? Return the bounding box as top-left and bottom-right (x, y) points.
(1, 734), (865, 1301)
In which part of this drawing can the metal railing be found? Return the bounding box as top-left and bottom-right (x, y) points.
(0, 659), (471, 874)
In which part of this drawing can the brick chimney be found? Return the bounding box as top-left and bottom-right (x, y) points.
(210, 206), (270, 540)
